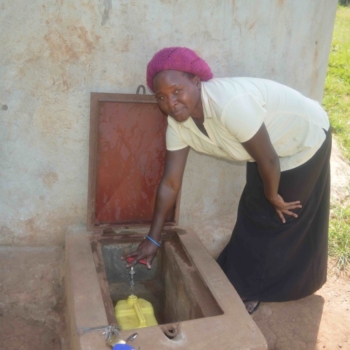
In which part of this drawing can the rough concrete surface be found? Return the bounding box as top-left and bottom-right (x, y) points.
(65, 227), (267, 350)
(0, 0), (338, 247)
(0, 0), (344, 347)
(0, 246), (67, 350)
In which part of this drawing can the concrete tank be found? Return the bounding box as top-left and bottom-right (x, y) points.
(0, 0), (337, 256)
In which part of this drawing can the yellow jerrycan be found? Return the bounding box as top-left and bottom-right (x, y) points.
(115, 295), (158, 330)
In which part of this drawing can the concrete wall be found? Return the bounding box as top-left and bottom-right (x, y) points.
(0, 0), (337, 250)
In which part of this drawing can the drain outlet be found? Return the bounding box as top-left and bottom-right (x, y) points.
(162, 323), (180, 340)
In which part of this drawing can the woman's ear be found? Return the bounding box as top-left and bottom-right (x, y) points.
(192, 75), (201, 88)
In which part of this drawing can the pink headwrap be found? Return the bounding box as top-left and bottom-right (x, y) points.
(146, 47), (213, 92)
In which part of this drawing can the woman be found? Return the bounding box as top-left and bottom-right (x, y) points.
(123, 47), (331, 314)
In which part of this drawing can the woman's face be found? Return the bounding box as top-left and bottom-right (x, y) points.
(153, 70), (202, 123)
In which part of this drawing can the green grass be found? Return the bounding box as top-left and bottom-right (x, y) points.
(323, 6), (350, 159)
(329, 203), (350, 271)
(323, 5), (350, 272)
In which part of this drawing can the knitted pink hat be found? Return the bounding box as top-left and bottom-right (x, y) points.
(146, 47), (213, 92)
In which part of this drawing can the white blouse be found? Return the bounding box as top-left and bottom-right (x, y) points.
(166, 77), (330, 171)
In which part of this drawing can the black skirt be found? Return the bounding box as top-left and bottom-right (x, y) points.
(217, 129), (332, 302)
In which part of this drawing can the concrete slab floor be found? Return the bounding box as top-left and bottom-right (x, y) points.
(0, 246), (68, 350)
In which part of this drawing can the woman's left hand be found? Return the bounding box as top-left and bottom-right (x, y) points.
(268, 194), (302, 223)
(241, 124), (302, 223)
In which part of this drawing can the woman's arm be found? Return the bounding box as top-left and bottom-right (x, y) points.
(123, 146), (190, 268)
(242, 123), (302, 223)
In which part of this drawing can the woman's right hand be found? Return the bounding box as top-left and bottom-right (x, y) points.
(121, 238), (159, 269)
(122, 148), (189, 269)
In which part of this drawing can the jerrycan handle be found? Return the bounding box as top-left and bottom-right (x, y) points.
(133, 300), (147, 327)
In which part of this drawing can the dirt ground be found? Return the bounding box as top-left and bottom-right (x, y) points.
(252, 261), (350, 349)
(0, 140), (349, 350)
